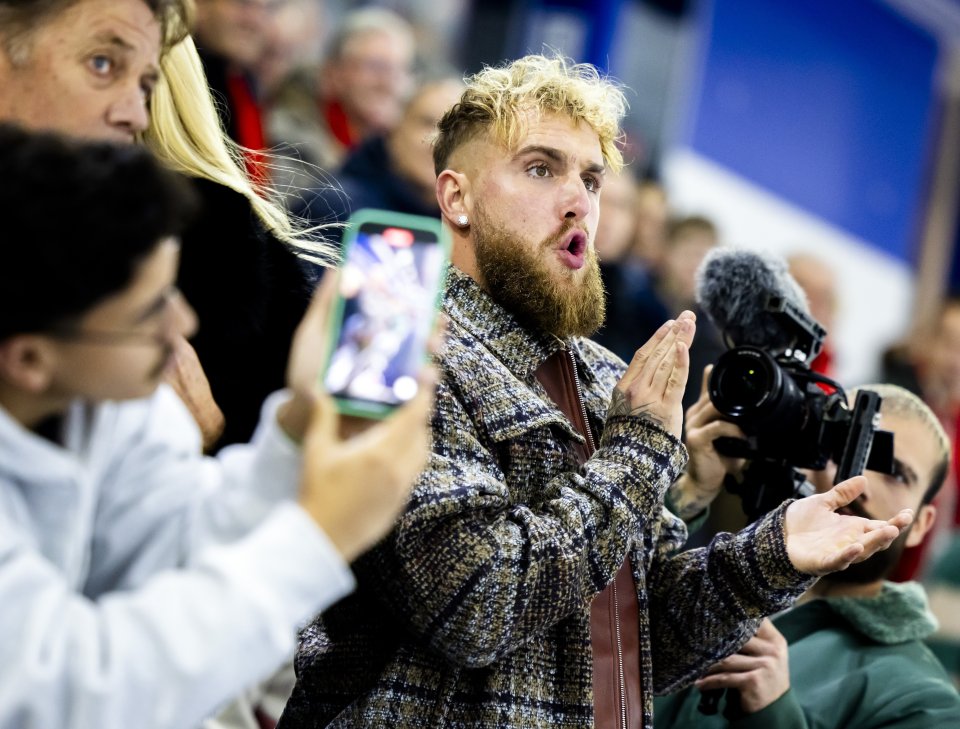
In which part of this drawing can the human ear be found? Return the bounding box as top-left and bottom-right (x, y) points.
(436, 169), (471, 230)
(905, 503), (937, 548)
(0, 336), (57, 393)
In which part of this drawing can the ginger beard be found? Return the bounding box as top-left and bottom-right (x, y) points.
(472, 201), (606, 339)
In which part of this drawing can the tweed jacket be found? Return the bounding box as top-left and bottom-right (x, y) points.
(279, 268), (815, 729)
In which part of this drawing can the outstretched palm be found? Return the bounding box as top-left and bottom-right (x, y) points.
(784, 476), (913, 575)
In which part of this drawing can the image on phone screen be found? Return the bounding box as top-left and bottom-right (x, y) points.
(324, 220), (446, 411)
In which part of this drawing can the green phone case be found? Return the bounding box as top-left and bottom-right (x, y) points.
(321, 208), (451, 419)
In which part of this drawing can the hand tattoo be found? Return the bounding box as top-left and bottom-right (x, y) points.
(607, 388), (666, 429)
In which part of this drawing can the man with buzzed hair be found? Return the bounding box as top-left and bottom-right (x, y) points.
(655, 384), (960, 727)
(268, 5), (416, 182)
(280, 55), (913, 729)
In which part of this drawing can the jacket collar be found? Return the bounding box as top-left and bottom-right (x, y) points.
(442, 266), (567, 380)
(781, 581), (938, 645)
(825, 580), (938, 644)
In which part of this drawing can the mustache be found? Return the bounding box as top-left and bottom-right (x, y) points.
(542, 221), (590, 250)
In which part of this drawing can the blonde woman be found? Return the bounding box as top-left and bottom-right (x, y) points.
(145, 33), (336, 450)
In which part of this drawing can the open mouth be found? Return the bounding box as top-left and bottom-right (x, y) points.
(556, 230), (588, 269)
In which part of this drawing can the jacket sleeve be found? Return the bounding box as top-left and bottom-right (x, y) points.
(647, 504), (816, 694)
(366, 378), (687, 668)
(0, 502), (354, 729)
(730, 689), (808, 729)
(84, 387), (303, 594)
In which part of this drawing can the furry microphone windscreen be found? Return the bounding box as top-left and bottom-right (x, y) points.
(695, 248), (811, 350)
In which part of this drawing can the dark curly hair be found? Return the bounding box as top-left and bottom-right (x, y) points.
(0, 124), (197, 340)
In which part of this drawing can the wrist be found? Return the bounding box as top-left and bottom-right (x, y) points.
(668, 473), (714, 520)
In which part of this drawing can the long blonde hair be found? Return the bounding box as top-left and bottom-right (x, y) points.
(143, 35), (337, 265)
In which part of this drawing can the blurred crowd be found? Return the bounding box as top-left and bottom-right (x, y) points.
(2, 0), (960, 727)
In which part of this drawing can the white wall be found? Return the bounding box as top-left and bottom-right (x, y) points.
(663, 146), (915, 386)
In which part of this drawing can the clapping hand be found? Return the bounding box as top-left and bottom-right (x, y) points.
(608, 311), (696, 438)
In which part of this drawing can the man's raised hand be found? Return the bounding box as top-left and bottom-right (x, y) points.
(608, 310), (696, 438)
(784, 476), (913, 575)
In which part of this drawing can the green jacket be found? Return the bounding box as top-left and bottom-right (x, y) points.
(654, 581), (960, 728)
(927, 532), (960, 683)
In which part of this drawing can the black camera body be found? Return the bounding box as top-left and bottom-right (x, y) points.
(695, 260), (897, 717)
(706, 295), (894, 522)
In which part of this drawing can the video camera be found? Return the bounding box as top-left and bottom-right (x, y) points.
(707, 295), (895, 523)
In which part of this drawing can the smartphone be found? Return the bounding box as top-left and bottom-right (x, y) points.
(322, 209), (451, 418)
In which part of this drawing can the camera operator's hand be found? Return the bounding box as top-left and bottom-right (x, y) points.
(784, 476), (913, 575)
(667, 365), (747, 520)
(694, 619), (790, 714)
(608, 311), (696, 438)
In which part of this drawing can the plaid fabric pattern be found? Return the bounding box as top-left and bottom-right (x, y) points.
(279, 268), (815, 729)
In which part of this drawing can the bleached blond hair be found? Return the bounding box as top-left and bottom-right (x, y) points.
(433, 54), (628, 175)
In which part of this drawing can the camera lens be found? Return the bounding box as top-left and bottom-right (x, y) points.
(715, 357), (773, 409)
(709, 346), (806, 434)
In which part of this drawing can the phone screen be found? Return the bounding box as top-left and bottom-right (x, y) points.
(323, 216), (447, 416)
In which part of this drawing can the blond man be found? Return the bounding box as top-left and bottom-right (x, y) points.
(279, 55), (912, 729)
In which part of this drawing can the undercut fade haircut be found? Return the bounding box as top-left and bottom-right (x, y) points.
(433, 54), (628, 176)
(0, 0), (191, 64)
(854, 383), (951, 504)
(0, 124), (197, 340)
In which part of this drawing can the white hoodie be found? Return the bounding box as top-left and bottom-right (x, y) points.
(0, 385), (353, 729)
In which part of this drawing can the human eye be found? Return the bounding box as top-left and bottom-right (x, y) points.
(526, 162), (552, 179)
(583, 174), (601, 193)
(88, 54), (115, 77)
(887, 464), (910, 486)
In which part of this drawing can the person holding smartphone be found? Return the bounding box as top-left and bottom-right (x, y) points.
(280, 54), (914, 729)
(0, 126), (436, 729)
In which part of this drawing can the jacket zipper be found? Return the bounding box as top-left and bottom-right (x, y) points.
(566, 349), (596, 453)
(612, 578), (627, 729)
(567, 349), (625, 727)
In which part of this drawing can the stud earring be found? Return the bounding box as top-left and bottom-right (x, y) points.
(456, 214), (469, 228)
